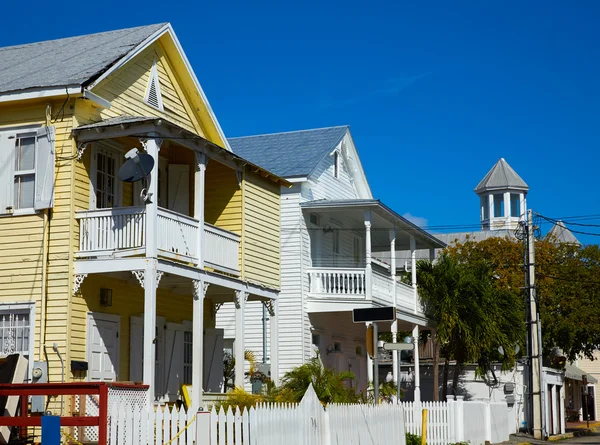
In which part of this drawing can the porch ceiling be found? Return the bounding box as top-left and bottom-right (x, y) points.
(300, 199), (445, 251)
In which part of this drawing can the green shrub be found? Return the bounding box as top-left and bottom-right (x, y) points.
(406, 432), (422, 445)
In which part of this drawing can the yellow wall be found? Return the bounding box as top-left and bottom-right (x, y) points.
(241, 169), (281, 288)
(205, 161), (242, 234)
(72, 274), (215, 381)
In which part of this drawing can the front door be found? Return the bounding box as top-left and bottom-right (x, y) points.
(87, 313), (120, 382)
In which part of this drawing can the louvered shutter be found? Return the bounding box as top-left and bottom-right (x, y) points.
(34, 125), (55, 210)
(0, 132), (16, 214)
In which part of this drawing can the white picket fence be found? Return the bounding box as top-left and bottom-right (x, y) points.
(109, 391), (509, 445)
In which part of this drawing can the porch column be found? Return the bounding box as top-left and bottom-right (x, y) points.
(365, 211), (372, 300)
(559, 384), (566, 433)
(143, 260), (158, 404)
(504, 191), (511, 222)
(194, 153), (207, 267)
(552, 384), (559, 435)
(235, 290), (247, 388)
(413, 324), (421, 402)
(366, 323), (374, 384)
(143, 136), (161, 258)
(192, 280), (208, 412)
(390, 230), (399, 400)
(268, 300), (279, 385)
(410, 236), (417, 314)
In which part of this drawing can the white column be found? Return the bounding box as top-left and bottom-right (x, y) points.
(234, 290), (247, 388)
(520, 193), (526, 219)
(488, 194), (494, 220)
(194, 153), (206, 267)
(366, 322), (373, 384)
(552, 384), (559, 435)
(410, 236), (417, 314)
(191, 280), (207, 412)
(413, 324), (421, 402)
(390, 230), (399, 400)
(559, 384), (566, 434)
(364, 211), (372, 300)
(143, 260), (157, 404)
(504, 191), (511, 223)
(142, 136), (161, 404)
(269, 300), (279, 385)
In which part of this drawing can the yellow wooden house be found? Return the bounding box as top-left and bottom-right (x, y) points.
(0, 23), (287, 411)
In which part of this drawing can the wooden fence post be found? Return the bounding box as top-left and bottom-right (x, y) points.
(421, 409), (428, 445)
(196, 411), (211, 445)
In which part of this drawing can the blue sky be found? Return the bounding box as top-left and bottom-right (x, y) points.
(2, 1), (599, 243)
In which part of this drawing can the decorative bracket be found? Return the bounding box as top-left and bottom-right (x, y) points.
(76, 143), (89, 161)
(156, 271), (164, 287)
(132, 270), (145, 288)
(195, 152), (207, 172)
(73, 274), (88, 295)
(234, 290), (248, 309)
(213, 302), (224, 314)
(262, 300), (275, 317)
(192, 280), (210, 300)
(139, 137), (164, 153)
(235, 170), (242, 189)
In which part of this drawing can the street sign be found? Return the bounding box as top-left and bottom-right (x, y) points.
(382, 342), (415, 351)
(352, 306), (396, 323)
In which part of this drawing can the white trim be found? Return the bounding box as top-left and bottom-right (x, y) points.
(0, 302), (35, 380)
(0, 86), (81, 104)
(89, 143), (123, 209)
(86, 312), (121, 382)
(82, 90), (111, 109)
(285, 177), (308, 183)
(85, 24), (232, 150)
(144, 60), (164, 112)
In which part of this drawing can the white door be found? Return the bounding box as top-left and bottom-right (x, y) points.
(163, 323), (184, 402)
(204, 328), (224, 393)
(87, 313), (120, 382)
(168, 164), (189, 215)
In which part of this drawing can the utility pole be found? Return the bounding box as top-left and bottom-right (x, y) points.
(527, 210), (546, 439)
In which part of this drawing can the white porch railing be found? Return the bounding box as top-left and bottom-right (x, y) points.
(396, 281), (415, 310)
(204, 223), (240, 274)
(307, 268), (366, 298)
(76, 207), (240, 274)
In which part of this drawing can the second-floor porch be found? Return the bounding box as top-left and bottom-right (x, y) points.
(301, 199), (445, 317)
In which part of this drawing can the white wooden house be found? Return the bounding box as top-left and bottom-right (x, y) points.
(217, 126), (444, 399)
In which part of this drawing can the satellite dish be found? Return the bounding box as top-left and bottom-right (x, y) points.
(118, 148), (155, 183)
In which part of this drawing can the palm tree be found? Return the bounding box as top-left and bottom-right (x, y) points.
(278, 357), (359, 404)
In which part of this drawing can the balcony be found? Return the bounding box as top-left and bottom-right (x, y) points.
(307, 267), (417, 313)
(75, 206), (240, 275)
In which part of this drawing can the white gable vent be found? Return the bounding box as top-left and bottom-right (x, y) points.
(144, 60), (164, 111)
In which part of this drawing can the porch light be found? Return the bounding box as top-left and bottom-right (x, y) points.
(100, 288), (113, 307)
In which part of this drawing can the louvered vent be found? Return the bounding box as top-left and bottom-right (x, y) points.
(144, 60), (164, 111)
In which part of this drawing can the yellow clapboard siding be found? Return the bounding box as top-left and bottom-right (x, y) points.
(205, 161), (243, 233)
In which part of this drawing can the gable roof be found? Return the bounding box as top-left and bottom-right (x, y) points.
(546, 221), (581, 245)
(474, 158), (529, 193)
(0, 24), (166, 94)
(229, 126), (349, 178)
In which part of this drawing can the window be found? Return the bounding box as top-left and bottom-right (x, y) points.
(0, 127), (55, 214)
(481, 196), (489, 220)
(333, 151), (340, 178)
(493, 194), (504, 217)
(510, 194), (520, 217)
(183, 330), (193, 385)
(333, 342), (341, 352)
(0, 303), (35, 379)
(91, 144), (121, 209)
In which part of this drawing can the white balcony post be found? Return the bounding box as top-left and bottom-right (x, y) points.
(559, 384), (566, 433)
(366, 322), (374, 384)
(504, 191), (511, 223)
(235, 290), (247, 388)
(390, 230), (399, 400)
(410, 235), (417, 314)
(143, 260), (158, 404)
(413, 324), (421, 402)
(194, 153), (206, 267)
(364, 211), (372, 300)
(269, 300), (279, 385)
(142, 136), (161, 259)
(192, 280), (208, 412)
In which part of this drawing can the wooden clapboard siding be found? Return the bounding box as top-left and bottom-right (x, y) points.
(241, 169), (281, 289)
(71, 274), (214, 381)
(90, 42), (203, 136)
(579, 352), (600, 421)
(0, 100), (76, 385)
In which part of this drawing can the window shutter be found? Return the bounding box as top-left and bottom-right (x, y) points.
(129, 316), (143, 382)
(34, 126), (55, 210)
(0, 132), (15, 214)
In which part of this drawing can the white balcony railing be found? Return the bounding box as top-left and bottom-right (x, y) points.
(76, 207), (240, 274)
(307, 268), (366, 299)
(307, 267), (417, 313)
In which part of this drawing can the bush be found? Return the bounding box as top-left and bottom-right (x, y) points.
(406, 433), (422, 445)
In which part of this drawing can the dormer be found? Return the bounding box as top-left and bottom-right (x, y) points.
(475, 158), (528, 231)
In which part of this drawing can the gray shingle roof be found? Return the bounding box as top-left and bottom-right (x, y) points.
(546, 221), (581, 245)
(0, 23), (166, 94)
(474, 158), (529, 193)
(228, 126), (349, 178)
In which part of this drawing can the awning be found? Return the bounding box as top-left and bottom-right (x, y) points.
(565, 365), (598, 384)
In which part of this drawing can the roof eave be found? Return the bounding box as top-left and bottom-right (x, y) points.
(0, 85), (83, 104)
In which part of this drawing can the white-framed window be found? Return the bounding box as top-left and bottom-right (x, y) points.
(333, 151), (340, 179)
(0, 302), (35, 380)
(90, 143), (122, 209)
(0, 126), (55, 215)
